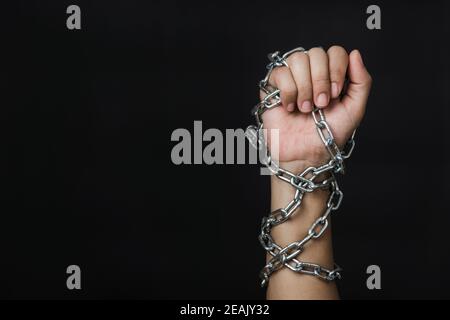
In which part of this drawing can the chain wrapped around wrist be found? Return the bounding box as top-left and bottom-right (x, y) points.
(245, 47), (357, 288)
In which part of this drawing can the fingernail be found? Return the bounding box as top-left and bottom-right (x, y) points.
(287, 103), (295, 112)
(317, 93), (329, 107)
(331, 82), (339, 98)
(301, 100), (312, 112)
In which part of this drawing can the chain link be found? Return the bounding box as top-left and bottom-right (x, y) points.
(245, 48), (357, 288)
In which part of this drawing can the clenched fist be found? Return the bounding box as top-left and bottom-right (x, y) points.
(261, 46), (372, 171)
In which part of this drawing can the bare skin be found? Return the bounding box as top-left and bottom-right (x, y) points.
(261, 46), (372, 300)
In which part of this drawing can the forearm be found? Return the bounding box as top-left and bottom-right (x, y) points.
(250, 46), (371, 299)
(266, 171), (339, 300)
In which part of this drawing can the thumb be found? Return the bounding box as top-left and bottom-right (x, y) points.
(342, 50), (372, 127)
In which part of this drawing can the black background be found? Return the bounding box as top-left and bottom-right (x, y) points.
(2, 0), (449, 299)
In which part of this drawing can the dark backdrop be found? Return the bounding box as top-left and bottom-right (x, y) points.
(2, 0), (449, 299)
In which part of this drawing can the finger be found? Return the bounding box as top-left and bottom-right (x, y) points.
(308, 47), (331, 108)
(327, 45), (349, 99)
(267, 67), (298, 112)
(286, 52), (313, 112)
(342, 50), (372, 126)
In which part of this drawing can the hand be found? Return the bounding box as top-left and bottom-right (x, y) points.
(261, 46), (372, 172)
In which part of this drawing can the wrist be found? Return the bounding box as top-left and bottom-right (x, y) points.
(268, 158), (337, 279)
(271, 158), (331, 203)
(271, 174), (330, 217)
(270, 172), (331, 247)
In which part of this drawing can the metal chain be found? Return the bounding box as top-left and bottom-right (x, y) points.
(245, 48), (357, 288)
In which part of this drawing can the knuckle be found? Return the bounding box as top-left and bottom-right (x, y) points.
(287, 52), (308, 65)
(297, 84), (313, 97)
(312, 78), (330, 93)
(327, 45), (347, 56)
(313, 77), (330, 86)
(281, 84), (297, 97)
(270, 67), (281, 80)
(270, 67), (286, 86)
(330, 69), (345, 81)
(272, 66), (288, 80)
(274, 69), (297, 95)
(308, 47), (326, 55)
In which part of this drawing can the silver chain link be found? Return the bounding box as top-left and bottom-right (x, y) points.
(245, 47), (357, 287)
